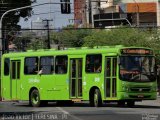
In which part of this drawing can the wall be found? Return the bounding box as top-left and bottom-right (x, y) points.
(126, 3), (156, 13)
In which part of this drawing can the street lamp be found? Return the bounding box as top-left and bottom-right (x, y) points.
(0, 5), (32, 54)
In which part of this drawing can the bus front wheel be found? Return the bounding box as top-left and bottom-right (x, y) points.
(90, 88), (102, 107)
(30, 89), (41, 107)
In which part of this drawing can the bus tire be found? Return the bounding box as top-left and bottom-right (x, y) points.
(90, 88), (102, 107)
(30, 89), (41, 107)
(127, 101), (135, 107)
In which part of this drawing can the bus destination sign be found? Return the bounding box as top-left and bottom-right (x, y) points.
(121, 48), (153, 55)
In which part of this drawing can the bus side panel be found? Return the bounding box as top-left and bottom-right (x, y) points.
(40, 75), (55, 100)
(1, 58), (11, 100)
(83, 74), (103, 100)
(81, 58), (88, 100)
(20, 58), (39, 101)
(38, 66), (69, 100)
(20, 75), (40, 100)
(20, 72), (70, 101)
(2, 76), (11, 100)
(82, 55), (105, 101)
(19, 59), (28, 100)
(54, 75), (70, 100)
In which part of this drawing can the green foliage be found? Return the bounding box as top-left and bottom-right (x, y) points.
(13, 31), (46, 51)
(1, 0), (35, 30)
(83, 27), (151, 48)
(17, 26), (160, 56)
(51, 29), (92, 47)
(50, 27), (160, 55)
(27, 38), (44, 50)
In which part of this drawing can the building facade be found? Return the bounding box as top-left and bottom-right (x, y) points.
(74, 0), (160, 28)
(93, 0), (159, 28)
(31, 17), (48, 37)
(74, 0), (86, 27)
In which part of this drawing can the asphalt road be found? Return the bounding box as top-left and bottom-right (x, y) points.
(0, 98), (160, 120)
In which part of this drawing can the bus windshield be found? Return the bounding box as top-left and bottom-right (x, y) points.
(119, 56), (156, 82)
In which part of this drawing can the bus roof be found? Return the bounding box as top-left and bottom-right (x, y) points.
(2, 45), (153, 58)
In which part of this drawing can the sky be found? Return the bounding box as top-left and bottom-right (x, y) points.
(18, 0), (74, 29)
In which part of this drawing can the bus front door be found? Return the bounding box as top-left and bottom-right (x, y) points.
(11, 60), (21, 100)
(105, 57), (117, 99)
(70, 58), (83, 99)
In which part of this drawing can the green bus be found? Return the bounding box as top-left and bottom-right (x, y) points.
(1, 46), (157, 107)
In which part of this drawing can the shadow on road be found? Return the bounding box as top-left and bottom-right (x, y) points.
(13, 101), (160, 109)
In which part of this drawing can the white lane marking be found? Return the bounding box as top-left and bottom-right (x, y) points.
(56, 107), (83, 120)
(56, 107), (69, 114)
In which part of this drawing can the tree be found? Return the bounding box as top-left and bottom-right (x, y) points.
(1, 0), (36, 29)
(50, 27), (91, 48)
(12, 31), (46, 51)
(0, 0), (36, 52)
(83, 27), (150, 48)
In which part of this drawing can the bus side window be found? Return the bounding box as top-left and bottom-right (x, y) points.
(40, 56), (54, 74)
(4, 58), (10, 76)
(55, 56), (68, 74)
(24, 57), (38, 75)
(85, 54), (102, 73)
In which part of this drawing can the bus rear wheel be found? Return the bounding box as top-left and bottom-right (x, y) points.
(30, 89), (41, 107)
(90, 89), (102, 107)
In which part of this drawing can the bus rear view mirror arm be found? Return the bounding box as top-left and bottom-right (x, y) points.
(38, 70), (43, 75)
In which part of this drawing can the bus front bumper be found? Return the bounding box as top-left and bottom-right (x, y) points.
(118, 92), (157, 100)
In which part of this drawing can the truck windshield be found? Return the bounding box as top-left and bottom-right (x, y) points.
(119, 56), (156, 82)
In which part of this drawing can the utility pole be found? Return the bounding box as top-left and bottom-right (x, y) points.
(133, 0), (140, 27)
(43, 19), (53, 49)
(136, 5), (140, 27)
(157, 1), (160, 26)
